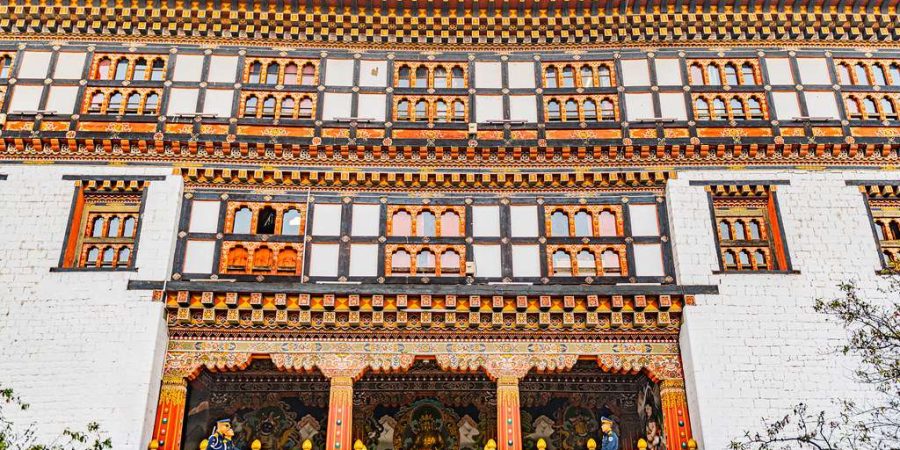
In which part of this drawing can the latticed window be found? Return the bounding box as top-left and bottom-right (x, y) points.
(859, 185), (900, 268)
(708, 185), (789, 272)
(91, 54), (167, 81)
(218, 201), (307, 275)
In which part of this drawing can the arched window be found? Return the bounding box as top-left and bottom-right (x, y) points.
(101, 247), (116, 267)
(301, 63), (316, 85)
(738, 250), (751, 269)
(754, 250), (768, 269)
(91, 217), (105, 237)
(583, 100), (597, 120)
(550, 211), (569, 236)
(248, 61), (263, 83)
(244, 96), (259, 117)
(252, 246), (273, 269)
(747, 97), (763, 119)
(281, 97), (296, 119)
(118, 248), (131, 266)
(600, 99), (615, 120)
(417, 250), (436, 274)
(144, 93), (159, 114)
(284, 63), (298, 85)
(114, 58), (129, 80)
(226, 246), (249, 270)
(414, 100), (428, 121)
(435, 100), (449, 122)
(441, 211), (460, 237)
(0, 55), (12, 79)
(545, 67), (559, 88)
(451, 66), (465, 88)
(392, 250), (411, 274)
(441, 250), (461, 275)
(561, 66), (576, 88)
(277, 247), (298, 271)
(695, 98), (711, 120)
(417, 211), (437, 237)
(415, 67), (428, 88)
(298, 97), (314, 118)
(749, 220), (762, 240)
(261, 96), (277, 118)
(133, 58), (147, 80)
(846, 97), (862, 119)
(890, 221), (900, 240)
(601, 250), (621, 275)
(724, 63), (739, 85)
(107, 92), (123, 114)
(107, 217), (121, 237)
(855, 63), (870, 85)
(96, 57), (112, 79)
(730, 97), (746, 119)
(125, 93), (141, 114)
(576, 250), (597, 276)
(86, 247), (100, 266)
(391, 210), (412, 236)
(598, 65), (612, 87)
(150, 59), (166, 81)
(452, 101), (465, 122)
(863, 97), (879, 119)
(707, 65), (722, 85)
(712, 98), (727, 120)
(434, 66), (448, 88)
(724, 250), (737, 269)
(734, 220), (746, 240)
(873, 64), (888, 85)
(553, 250), (572, 276)
(89, 92), (105, 113)
(564, 99), (579, 121)
(123, 217), (136, 237)
(282, 209), (302, 235)
(837, 64), (852, 85)
(741, 63), (756, 85)
(690, 64), (704, 85)
(257, 207), (276, 234)
(891, 64), (900, 86)
(547, 100), (562, 121)
(719, 221), (732, 240)
(397, 100), (411, 120)
(882, 98), (898, 120)
(574, 211), (593, 237)
(598, 211), (617, 236)
(232, 207), (252, 234)
(580, 66), (594, 88)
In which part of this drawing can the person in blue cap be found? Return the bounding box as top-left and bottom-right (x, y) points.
(599, 416), (619, 450)
(207, 418), (240, 450)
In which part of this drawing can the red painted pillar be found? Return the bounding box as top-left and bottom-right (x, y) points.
(149, 374), (188, 450)
(661, 379), (693, 450)
(325, 376), (354, 450)
(496, 376), (523, 450)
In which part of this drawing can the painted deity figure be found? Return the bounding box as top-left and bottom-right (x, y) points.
(208, 419), (241, 450)
(599, 417), (619, 450)
(413, 414), (444, 450)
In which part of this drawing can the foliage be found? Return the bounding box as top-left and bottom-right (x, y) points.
(730, 279), (900, 450)
(0, 386), (112, 450)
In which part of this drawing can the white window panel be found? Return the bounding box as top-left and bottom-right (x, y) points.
(359, 60), (388, 87)
(797, 58), (831, 85)
(357, 94), (386, 121)
(510, 205), (538, 237)
(509, 95), (537, 122)
(183, 240), (216, 273)
(655, 59), (682, 86)
(173, 54), (204, 82)
(629, 204), (660, 236)
(475, 95), (503, 122)
(472, 205), (500, 237)
(53, 53), (86, 79)
(475, 62), (503, 88)
(804, 91), (840, 119)
(771, 91), (801, 120)
(507, 62), (536, 89)
(625, 93), (655, 121)
(312, 204), (342, 236)
(325, 59), (354, 86)
(634, 244), (665, 277)
(309, 244), (340, 277)
(351, 204), (381, 236)
(473, 245), (502, 278)
(202, 89), (235, 118)
(44, 86), (79, 115)
(9, 85), (44, 112)
(621, 59), (651, 86)
(511, 245), (541, 277)
(322, 92), (352, 121)
(765, 58), (794, 85)
(166, 88), (199, 115)
(188, 200), (221, 233)
(349, 244), (379, 277)
(658, 93), (687, 120)
(207, 56), (239, 83)
(18, 52), (52, 79)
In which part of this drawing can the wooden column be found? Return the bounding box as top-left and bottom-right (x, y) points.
(660, 379), (693, 450)
(149, 374), (188, 450)
(325, 376), (354, 450)
(496, 376), (523, 450)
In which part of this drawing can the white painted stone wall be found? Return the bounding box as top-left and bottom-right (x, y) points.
(669, 169), (893, 449)
(0, 164), (182, 449)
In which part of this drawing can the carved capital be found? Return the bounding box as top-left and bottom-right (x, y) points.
(597, 353), (682, 381)
(436, 353), (577, 380)
(660, 378), (688, 408)
(271, 352), (414, 379)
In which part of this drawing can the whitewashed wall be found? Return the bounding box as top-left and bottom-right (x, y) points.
(669, 169), (892, 449)
(0, 164), (181, 449)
